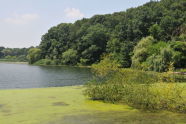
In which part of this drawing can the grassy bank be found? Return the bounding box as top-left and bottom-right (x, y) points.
(0, 86), (186, 124)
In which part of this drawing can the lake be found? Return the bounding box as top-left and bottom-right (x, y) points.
(0, 63), (92, 89)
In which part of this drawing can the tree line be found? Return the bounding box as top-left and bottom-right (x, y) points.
(0, 47), (29, 62)
(23, 0), (186, 71)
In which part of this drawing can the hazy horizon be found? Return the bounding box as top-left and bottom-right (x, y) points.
(0, 0), (150, 48)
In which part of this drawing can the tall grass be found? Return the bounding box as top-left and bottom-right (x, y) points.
(84, 56), (186, 113)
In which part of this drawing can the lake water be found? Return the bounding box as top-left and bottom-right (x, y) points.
(0, 63), (92, 89)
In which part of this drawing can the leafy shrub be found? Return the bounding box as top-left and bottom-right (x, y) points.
(85, 56), (186, 113)
(27, 48), (41, 64)
(34, 59), (56, 65)
(132, 36), (186, 72)
(132, 36), (155, 70)
(61, 49), (78, 65)
(91, 54), (120, 77)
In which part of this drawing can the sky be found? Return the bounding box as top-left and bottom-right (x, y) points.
(0, 0), (151, 48)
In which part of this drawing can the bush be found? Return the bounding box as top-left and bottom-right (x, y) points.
(61, 49), (78, 65)
(84, 56), (186, 113)
(34, 59), (56, 65)
(132, 36), (186, 72)
(91, 54), (120, 77)
(27, 48), (41, 64)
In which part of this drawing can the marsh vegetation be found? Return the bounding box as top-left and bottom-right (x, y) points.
(85, 55), (186, 113)
(0, 86), (186, 124)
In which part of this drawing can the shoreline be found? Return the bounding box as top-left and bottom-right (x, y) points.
(0, 61), (28, 64)
(0, 84), (186, 124)
(32, 63), (91, 68)
(0, 60), (91, 68)
(0, 85), (132, 124)
(0, 85), (84, 91)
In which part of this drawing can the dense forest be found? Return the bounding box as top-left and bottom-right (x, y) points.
(21, 0), (186, 71)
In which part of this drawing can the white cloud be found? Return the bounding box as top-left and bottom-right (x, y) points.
(64, 8), (84, 19)
(3, 13), (39, 25)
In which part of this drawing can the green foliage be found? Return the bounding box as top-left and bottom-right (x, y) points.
(0, 0), (185, 71)
(36, 0), (186, 67)
(91, 54), (120, 77)
(33, 59), (57, 65)
(149, 24), (162, 40)
(132, 36), (186, 72)
(1, 0), (184, 70)
(170, 41), (186, 68)
(0, 47), (28, 62)
(131, 36), (155, 69)
(107, 39), (134, 68)
(27, 48), (42, 64)
(85, 60), (186, 113)
(178, 68), (186, 73)
(178, 34), (186, 41)
(61, 49), (78, 65)
(146, 47), (175, 72)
